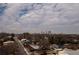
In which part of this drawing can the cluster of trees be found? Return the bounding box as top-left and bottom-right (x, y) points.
(0, 32), (79, 45)
(0, 32), (79, 50)
(50, 35), (79, 45)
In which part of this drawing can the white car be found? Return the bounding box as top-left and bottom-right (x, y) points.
(21, 39), (30, 45)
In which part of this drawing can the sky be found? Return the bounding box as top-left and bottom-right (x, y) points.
(0, 3), (79, 34)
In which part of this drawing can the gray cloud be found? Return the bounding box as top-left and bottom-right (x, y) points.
(0, 3), (79, 34)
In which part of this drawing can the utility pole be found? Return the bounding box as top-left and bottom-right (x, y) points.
(13, 37), (30, 55)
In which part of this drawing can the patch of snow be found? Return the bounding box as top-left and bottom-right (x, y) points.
(3, 41), (14, 45)
(30, 44), (39, 49)
(58, 48), (79, 55)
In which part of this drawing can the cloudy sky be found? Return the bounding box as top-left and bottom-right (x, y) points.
(0, 3), (79, 34)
